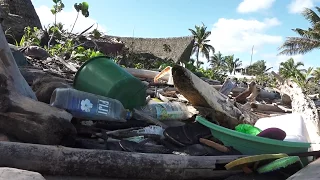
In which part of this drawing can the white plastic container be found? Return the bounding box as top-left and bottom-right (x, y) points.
(254, 113), (310, 143)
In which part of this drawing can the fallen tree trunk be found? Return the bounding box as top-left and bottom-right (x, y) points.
(0, 141), (243, 180)
(0, 24), (76, 145)
(172, 65), (244, 128)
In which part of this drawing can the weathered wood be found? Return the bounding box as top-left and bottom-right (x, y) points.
(0, 25), (76, 145)
(250, 103), (290, 113)
(0, 141), (243, 180)
(234, 82), (256, 103)
(272, 71), (320, 151)
(125, 68), (169, 81)
(287, 158), (320, 180)
(172, 65), (243, 128)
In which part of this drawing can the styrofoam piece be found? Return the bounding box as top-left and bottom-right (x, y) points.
(255, 113), (310, 143)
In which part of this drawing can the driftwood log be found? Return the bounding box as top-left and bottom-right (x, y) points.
(0, 25), (76, 145)
(272, 71), (320, 150)
(172, 65), (244, 128)
(0, 141), (243, 180)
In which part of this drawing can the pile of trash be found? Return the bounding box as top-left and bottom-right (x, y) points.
(6, 45), (320, 180)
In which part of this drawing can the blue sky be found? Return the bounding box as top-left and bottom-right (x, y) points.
(31, 0), (320, 69)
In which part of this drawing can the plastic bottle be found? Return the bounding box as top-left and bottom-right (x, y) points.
(50, 88), (130, 122)
(133, 102), (191, 121)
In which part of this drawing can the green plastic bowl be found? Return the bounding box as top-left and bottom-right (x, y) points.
(196, 116), (310, 155)
(74, 56), (147, 109)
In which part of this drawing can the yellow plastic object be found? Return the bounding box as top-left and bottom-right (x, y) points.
(225, 153), (288, 170)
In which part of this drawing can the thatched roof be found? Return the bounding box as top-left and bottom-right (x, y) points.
(0, 0), (42, 40)
(105, 35), (195, 63)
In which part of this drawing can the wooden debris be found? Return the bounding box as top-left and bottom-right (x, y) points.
(199, 138), (229, 153)
(0, 25), (76, 145)
(0, 141), (243, 180)
(250, 103), (289, 113)
(234, 82), (256, 103)
(272, 71), (320, 150)
(54, 55), (78, 72)
(172, 65), (244, 128)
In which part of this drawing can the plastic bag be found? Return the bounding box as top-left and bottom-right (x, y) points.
(235, 124), (262, 136)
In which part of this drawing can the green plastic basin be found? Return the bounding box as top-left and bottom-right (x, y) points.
(74, 56), (147, 109)
(196, 116), (311, 155)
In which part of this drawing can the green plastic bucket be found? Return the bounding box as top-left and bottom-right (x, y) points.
(73, 56), (147, 109)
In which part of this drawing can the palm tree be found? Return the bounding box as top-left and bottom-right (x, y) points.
(279, 7), (320, 55)
(189, 23), (215, 68)
(294, 67), (314, 89)
(246, 60), (273, 76)
(279, 58), (304, 78)
(209, 51), (225, 68)
(224, 55), (242, 75)
(313, 67), (320, 81)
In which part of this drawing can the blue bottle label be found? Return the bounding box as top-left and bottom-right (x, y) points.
(69, 97), (111, 118)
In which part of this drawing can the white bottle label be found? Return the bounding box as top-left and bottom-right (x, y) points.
(97, 99), (110, 116)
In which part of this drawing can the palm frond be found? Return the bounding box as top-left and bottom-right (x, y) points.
(302, 7), (320, 26)
(278, 37), (320, 55)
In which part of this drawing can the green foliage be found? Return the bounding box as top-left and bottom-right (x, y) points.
(189, 23), (215, 68)
(74, 2), (89, 17)
(279, 58), (304, 79)
(292, 67), (314, 89)
(255, 74), (277, 88)
(224, 55), (242, 75)
(246, 60), (272, 76)
(279, 7), (320, 55)
(17, 27), (41, 47)
(90, 28), (102, 39)
(209, 52), (241, 75)
(51, 0), (65, 15)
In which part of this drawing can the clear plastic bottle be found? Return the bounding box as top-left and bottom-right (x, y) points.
(133, 102), (191, 121)
(50, 88), (130, 122)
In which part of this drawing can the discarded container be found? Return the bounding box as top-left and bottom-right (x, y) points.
(73, 56), (147, 109)
(134, 102), (191, 121)
(196, 116), (311, 155)
(50, 88), (130, 122)
(255, 114), (310, 143)
(154, 66), (174, 85)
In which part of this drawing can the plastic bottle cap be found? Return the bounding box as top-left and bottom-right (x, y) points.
(126, 111), (132, 120)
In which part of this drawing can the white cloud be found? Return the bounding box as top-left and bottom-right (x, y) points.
(208, 18), (282, 55)
(35, 5), (106, 33)
(288, 0), (314, 14)
(237, 0), (275, 13)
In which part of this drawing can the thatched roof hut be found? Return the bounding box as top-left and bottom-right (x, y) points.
(103, 35), (195, 63)
(0, 0), (42, 41)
